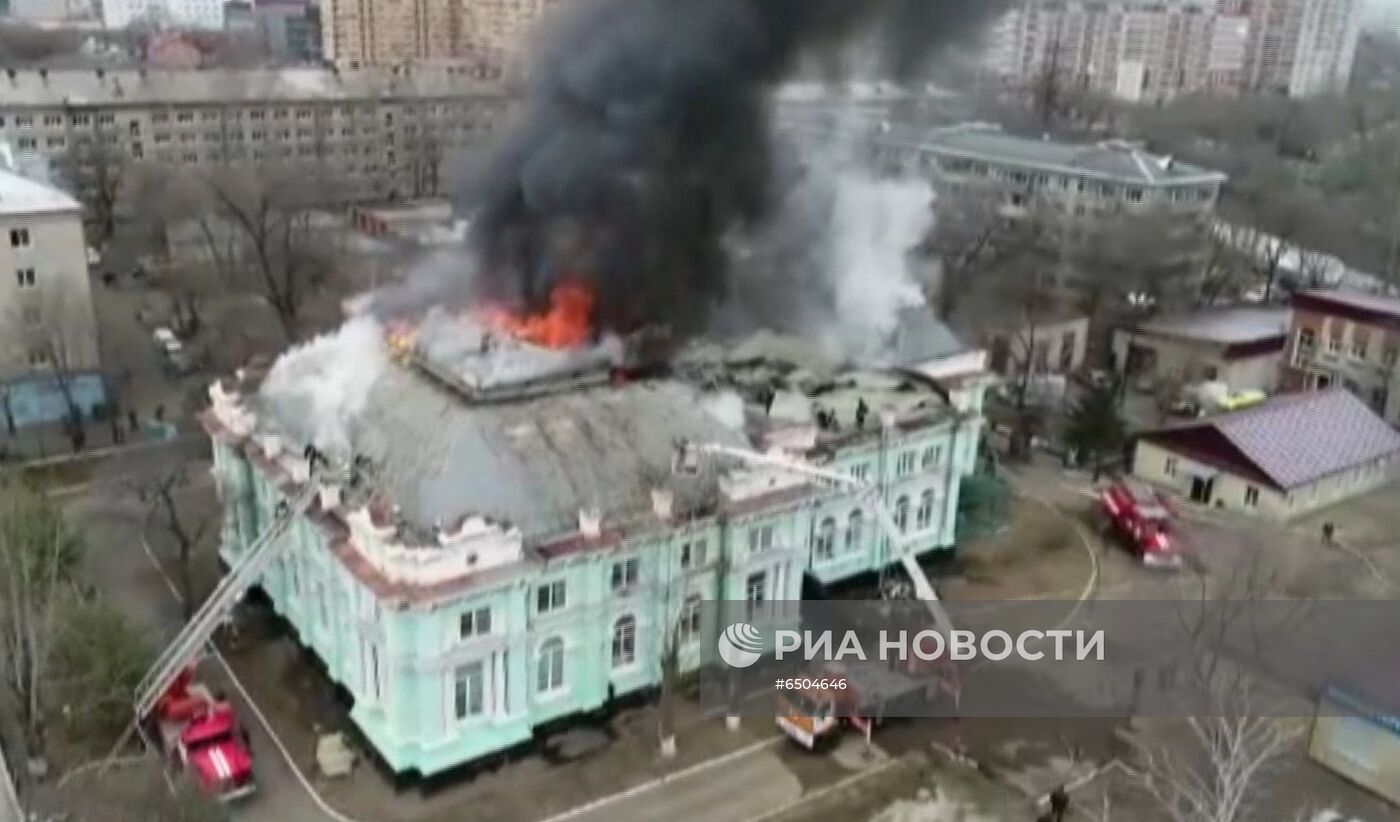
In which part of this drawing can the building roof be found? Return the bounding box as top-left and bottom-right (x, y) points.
(1142, 389), (1400, 491)
(1293, 288), (1400, 329)
(0, 165), (81, 216)
(888, 307), (971, 368)
(0, 67), (506, 108)
(255, 334), (748, 541)
(921, 124), (1227, 186)
(1131, 306), (1290, 346)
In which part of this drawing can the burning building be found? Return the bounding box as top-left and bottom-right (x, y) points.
(203, 0), (1004, 782)
(203, 291), (988, 778)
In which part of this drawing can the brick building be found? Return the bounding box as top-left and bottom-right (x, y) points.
(1284, 289), (1400, 426)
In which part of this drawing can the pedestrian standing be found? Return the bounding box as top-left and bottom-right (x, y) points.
(1050, 785), (1070, 822)
(1322, 521), (1336, 546)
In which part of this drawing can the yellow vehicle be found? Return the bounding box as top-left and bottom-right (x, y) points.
(1218, 390), (1267, 412)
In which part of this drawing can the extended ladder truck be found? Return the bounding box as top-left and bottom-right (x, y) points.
(105, 476), (323, 800)
(674, 440), (960, 751)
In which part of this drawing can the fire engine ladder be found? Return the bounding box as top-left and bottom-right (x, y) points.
(131, 479), (320, 721)
(677, 442), (953, 635)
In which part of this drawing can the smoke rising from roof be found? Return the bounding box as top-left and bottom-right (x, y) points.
(444, 0), (999, 336)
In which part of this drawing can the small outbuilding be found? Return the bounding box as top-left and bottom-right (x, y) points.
(1132, 389), (1400, 519)
(1113, 306), (1289, 393)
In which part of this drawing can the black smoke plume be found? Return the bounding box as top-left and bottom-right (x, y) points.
(455, 0), (1000, 335)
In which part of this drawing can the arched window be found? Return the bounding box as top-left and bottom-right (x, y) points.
(537, 636), (564, 693)
(894, 496), (910, 533)
(611, 615), (636, 668)
(814, 517), (836, 561)
(917, 490), (936, 530)
(846, 510), (864, 552)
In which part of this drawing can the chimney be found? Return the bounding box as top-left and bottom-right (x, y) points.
(577, 508), (602, 539)
(262, 434), (284, 458)
(651, 488), (674, 522)
(319, 483), (341, 511)
(880, 409), (899, 429)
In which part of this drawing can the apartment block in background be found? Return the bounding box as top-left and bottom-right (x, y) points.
(0, 67), (512, 213)
(1284, 289), (1400, 426)
(321, 0), (561, 68)
(991, 0), (1361, 102)
(101, 0), (225, 30)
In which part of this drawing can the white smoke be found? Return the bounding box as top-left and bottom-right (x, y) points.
(820, 171), (932, 360)
(701, 391), (746, 431)
(257, 316), (388, 456)
(720, 113), (935, 364)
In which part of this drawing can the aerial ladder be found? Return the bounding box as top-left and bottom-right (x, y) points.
(107, 475), (322, 766)
(673, 441), (953, 636)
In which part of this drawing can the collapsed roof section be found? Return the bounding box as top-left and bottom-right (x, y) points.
(204, 310), (978, 600)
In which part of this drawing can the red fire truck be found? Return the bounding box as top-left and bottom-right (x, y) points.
(152, 666), (256, 801)
(1100, 480), (1182, 568)
(776, 654), (960, 750)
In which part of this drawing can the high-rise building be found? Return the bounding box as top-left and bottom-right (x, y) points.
(100, 0), (225, 30)
(991, 0), (1361, 102)
(321, 0), (560, 69)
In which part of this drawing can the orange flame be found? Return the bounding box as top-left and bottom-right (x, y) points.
(386, 320), (419, 362)
(482, 280), (595, 349)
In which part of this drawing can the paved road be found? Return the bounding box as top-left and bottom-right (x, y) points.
(65, 490), (332, 822)
(559, 749), (801, 822)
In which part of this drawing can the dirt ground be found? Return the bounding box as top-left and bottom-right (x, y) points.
(942, 497), (1093, 602)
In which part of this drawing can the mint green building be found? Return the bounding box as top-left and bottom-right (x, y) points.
(205, 324), (986, 778)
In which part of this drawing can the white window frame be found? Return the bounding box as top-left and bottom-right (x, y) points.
(916, 490), (935, 530)
(611, 614), (637, 668)
(536, 580), (566, 614)
(845, 510), (864, 552)
(745, 571), (767, 611)
(813, 517), (836, 561)
(748, 524), (774, 554)
(680, 538), (708, 570)
(610, 557), (639, 592)
(536, 637), (565, 694)
(459, 606), (491, 640)
(894, 496), (910, 533)
(680, 595), (702, 645)
(453, 660), (485, 720)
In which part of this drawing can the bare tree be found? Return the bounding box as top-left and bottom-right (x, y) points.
(1130, 680), (1302, 822)
(61, 137), (128, 246)
(0, 484), (84, 775)
(51, 598), (153, 746)
(42, 335), (90, 454)
(193, 164), (342, 339)
(131, 470), (212, 621)
(924, 187), (1008, 319)
(1126, 546), (1308, 822)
